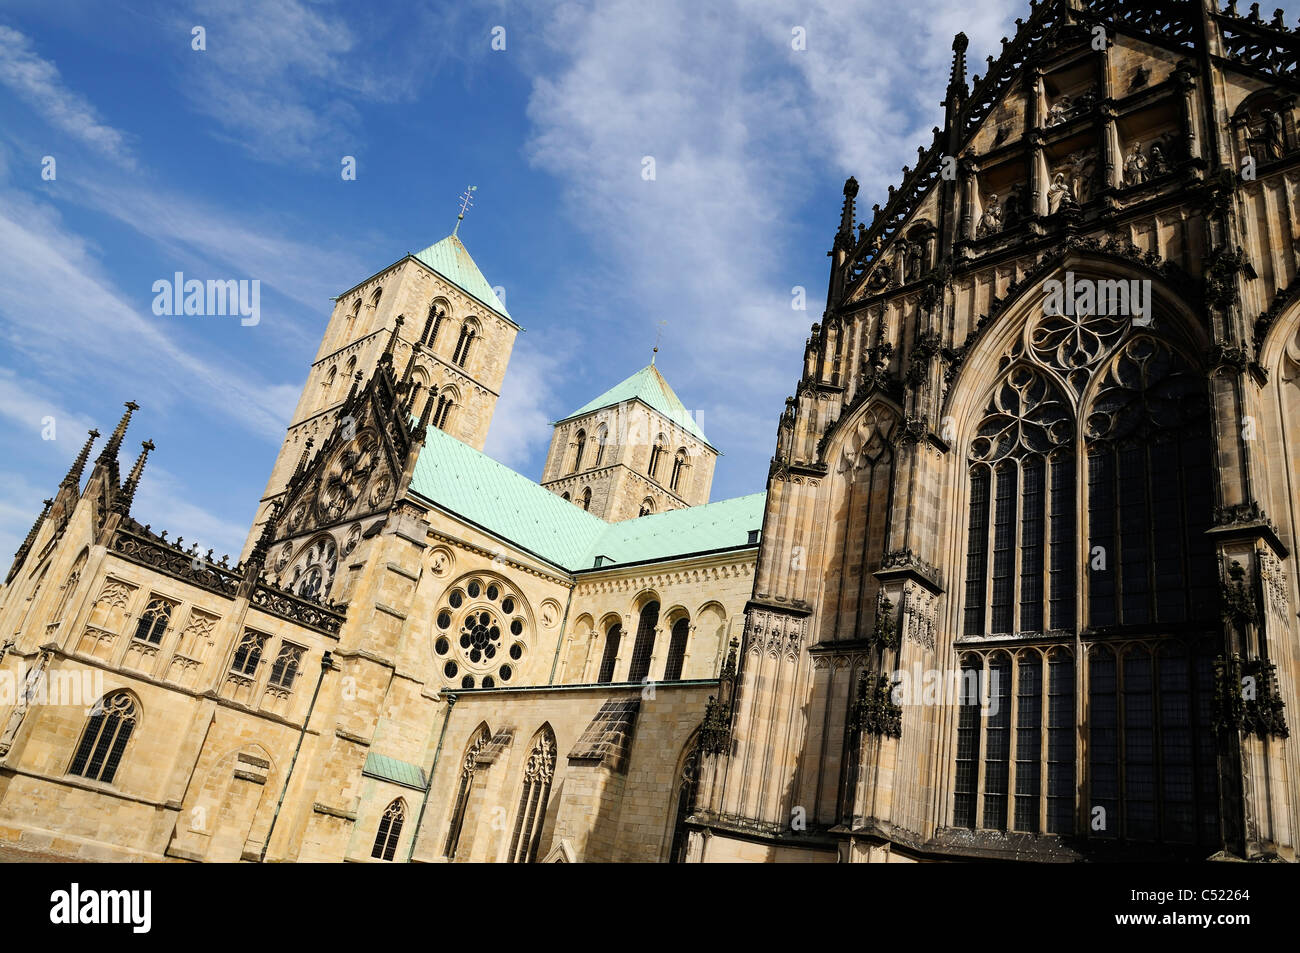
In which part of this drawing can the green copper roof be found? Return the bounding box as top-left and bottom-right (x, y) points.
(409, 428), (762, 572)
(362, 752), (427, 790)
(411, 426), (608, 569)
(413, 234), (512, 320)
(560, 364), (711, 446)
(580, 492), (765, 569)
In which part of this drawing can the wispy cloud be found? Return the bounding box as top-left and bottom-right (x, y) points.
(0, 25), (135, 167)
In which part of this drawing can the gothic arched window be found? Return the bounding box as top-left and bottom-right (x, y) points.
(291, 536), (338, 601)
(580, 487), (592, 512)
(1084, 337), (1215, 628)
(132, 596), (174, 644)
(507, 728), (556, 863)
(593, 425), (608, 467)
(597, 623), (621, 683)
(663, 617), (689, 681)
(51, 549), (87, 625)
(444, 727), (491, 859)
(627, 600), (660, 683)
(964, 365), (1073, 637)
(667, 735), (699, 862)
(372, 799), (406, 861)
(70, 691), (138, 784)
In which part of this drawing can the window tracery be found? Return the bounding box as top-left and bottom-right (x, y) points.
(433, 574), (530, 689)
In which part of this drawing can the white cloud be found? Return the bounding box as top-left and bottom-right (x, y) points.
(0, 25), (134, 166)
(483, 337), (568, 472)
(513, 0), (1021, 494)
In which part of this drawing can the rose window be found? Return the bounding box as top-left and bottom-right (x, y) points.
(433, 574), (529, 690)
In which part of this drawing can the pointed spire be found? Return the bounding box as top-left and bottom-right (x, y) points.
(293, 437), (315, 482)
(418, 388), (437, 431)
(947, 32), (969, 99)
(60, 429), (100, 491)
(380, 315), (404, 366)
(836, 177), (859, 249)
(15, 499), (53, 558)
(248, 499), (283, 567)
(401, 341), (422, 389)
(114, 440), (154, 514)
(96, 401), (139, 469)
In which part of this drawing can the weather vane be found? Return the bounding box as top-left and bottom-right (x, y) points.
(453, 185), (477, 236)
(652, 320), (667, 364)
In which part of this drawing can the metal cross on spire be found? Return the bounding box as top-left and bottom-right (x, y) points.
(452, 185), (478, 236)
(652, 320), (667, 364)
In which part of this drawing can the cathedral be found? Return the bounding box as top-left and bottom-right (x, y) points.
(1, 0), (1299, 863)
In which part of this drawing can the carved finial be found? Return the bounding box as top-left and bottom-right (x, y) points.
(60, 428), (100, 490)
(293, 438), (315, 481)
(948, 32), (969, 96)
(380, 315), (404, 364)
(13, 498), (53, 560)
(1249, 2), (1260, 21)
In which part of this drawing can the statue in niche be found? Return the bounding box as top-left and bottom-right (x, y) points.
(1048, 172), (1077, 213)
(1259, 108), (1285, 160)
(1060, 150), (1097, 205)
(1123, 140), (1149, 186)
(976, 193), (1003, 237)
(1002, 184), (1025, 228)
(1046, 94), (1071, 127)
(903, 240), (924, 282)
(1149, 139), (1171, 176)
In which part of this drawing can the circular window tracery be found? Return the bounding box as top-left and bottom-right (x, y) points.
(433, 573), (530, 686)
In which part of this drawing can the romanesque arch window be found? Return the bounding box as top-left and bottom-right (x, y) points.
(593, 425), (608, 467)
(433, 393), (454, 431)
(580, 487), (591, 512)
(371, 799), (406, 861)
(132, 596), (175, 644)
(444, 726), (491, 859)
(321, 365), (336, 409)
(572, 430), (586, 474)
(370, 288), (383, 313)
(648, 436), (666, 478)
(452, 322), (477, 367)
(507, 728), (556, 863)
(422, 300), (447, 348)
(663, 617), (689, 681)
(638, 499), (655, 518)
(344, 298), (361, 339)
(597, 623), (621, 683)
(667, 734), (699, 862)
(69, 691), (138, 784)
(670, 449), (687, 492)
(628, 600), (660, 683)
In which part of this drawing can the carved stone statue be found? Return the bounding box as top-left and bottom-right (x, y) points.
(903, 240), (923, 282)
(1002, 184), (1024, 228)
(1046, 95), (1071, 127)
(1123, 140), (1148, 186)
(976, 193), (1002, 237)
(1048, 172), (1076, 213)
(1260, 108), (1284, 160)
(1149, 140), (1171, 176)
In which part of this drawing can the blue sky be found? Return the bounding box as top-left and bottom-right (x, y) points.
(0, 0), (1028, 562)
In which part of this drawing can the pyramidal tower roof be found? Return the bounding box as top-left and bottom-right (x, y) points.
(560, 363), (711, 447)
(413, 234), (511, 320)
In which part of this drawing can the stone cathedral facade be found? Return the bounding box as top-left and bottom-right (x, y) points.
(1, 0), (1299, 864)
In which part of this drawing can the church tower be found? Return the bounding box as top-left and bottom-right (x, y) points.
(241, 230), (520, 558)
(539, 363), (717, 521)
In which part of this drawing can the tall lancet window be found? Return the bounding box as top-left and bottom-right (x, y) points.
(965, 365), (1073, 637)
(507, 728), (556, 863)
